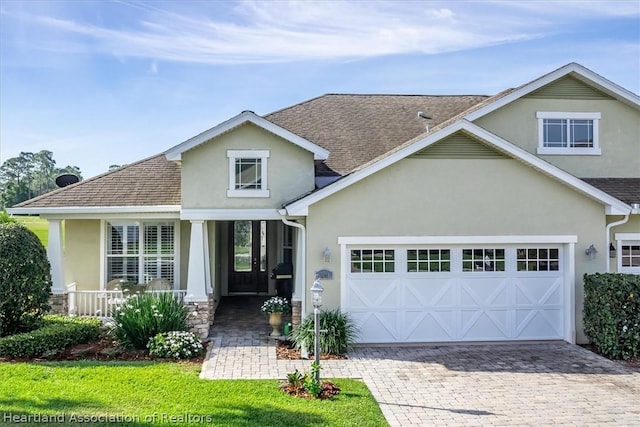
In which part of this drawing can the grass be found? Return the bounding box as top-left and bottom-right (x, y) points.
(14, 216), (49, 247)
(0, 362), (388, 427)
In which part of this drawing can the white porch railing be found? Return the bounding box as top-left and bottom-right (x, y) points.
(65, 285), (188, 318)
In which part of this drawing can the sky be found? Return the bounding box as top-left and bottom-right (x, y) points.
(1, 0), (639, 180)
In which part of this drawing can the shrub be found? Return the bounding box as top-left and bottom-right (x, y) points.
(0, 222), (52, 337)
(147, 331), (203, 359)
(0, 315), (101, 358)
(583, 273), (640, 360)
(291, 309), (359, 355)
(0, 210), (16, 223)
(113, 292), (188, 350)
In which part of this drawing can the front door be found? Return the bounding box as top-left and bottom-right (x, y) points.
(228, 220), (268, 293)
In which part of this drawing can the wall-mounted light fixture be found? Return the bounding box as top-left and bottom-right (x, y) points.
(609, 243), (616, 259)
(585, 244), (598, 260)
(322, 247), (331, 263)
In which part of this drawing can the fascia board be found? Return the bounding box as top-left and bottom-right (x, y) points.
(7, 206), (181, 216)
(165, 111), (329, 161)
(465, 63), (640, 122)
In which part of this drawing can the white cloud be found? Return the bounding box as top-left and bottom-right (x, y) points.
(4, 0), (636, 65)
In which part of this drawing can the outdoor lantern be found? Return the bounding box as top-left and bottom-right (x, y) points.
(323, 247), (331, 263)
(311, 278), (324, 308)
(585, 244), (598, 260)
(609, 243), (617, 259)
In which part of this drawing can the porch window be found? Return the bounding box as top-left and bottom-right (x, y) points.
(106, 221), (176, 286)
(227, 150), (270, 197)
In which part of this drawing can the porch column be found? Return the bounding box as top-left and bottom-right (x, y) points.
(186, 220), (209, 302)
(47, 219), (65, 294)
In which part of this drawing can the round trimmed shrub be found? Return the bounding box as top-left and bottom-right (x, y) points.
(0, 222), (52, 337)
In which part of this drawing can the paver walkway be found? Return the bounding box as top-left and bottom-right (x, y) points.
(201, 297), (640, 426)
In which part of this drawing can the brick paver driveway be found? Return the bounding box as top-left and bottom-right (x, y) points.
(357, 343), (640, 426)
(201, 299), (640, 426)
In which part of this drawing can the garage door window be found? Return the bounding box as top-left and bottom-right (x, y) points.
(407, 249), (451, 272)
(462, 248), (505, 272)
(351, 249), (395, 273)
(517, 248), (559, 271)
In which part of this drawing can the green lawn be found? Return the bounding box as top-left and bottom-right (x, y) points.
(14, 216), (49, 247)
(0, 362), (388, 427)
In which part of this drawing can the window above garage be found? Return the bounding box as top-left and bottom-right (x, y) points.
(536, 112), (601, 155)
(227, 149), (270, 197)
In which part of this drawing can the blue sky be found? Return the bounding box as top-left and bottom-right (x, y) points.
(1, 0), (639, 179)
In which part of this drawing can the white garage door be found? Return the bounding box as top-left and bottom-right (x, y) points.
(343, 244), (566, 343)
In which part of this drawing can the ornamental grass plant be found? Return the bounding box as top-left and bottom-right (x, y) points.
(113, 292), (188, 350)
(291, 309), (359, 355)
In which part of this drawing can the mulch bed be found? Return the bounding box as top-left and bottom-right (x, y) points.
(275, 340), (347, 360)
(280, 380), (341, 399)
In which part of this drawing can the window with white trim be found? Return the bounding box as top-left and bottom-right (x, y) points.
(462, 248), (505, 272)
(350, 249), (395, 273)
(407, 249), (451, 272)
(227, 150), (270, 197)
(536, 112), (601, 155)
(616, 233), (640, 273)
(106, 221), (176, 285)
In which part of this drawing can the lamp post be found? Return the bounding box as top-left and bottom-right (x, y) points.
(310, 277), (324, 382)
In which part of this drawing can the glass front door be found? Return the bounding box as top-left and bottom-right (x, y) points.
(228, 221), (268, 293)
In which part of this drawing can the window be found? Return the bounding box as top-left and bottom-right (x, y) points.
(517, 248), (559, 271)
(462, 248), (505, 272)
(536, 112), (601, 155)
(227, 150), (270, 197)
(616, 234), (640, 273)
(407, 249), (450, 272)
(106, 222), (176, 286)
(351, 249), (395, 273)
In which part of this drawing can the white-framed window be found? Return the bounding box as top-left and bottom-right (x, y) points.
(616, 233), (640, 274)
(462, 248), (505, 272)
(536, 112), (601, 155)
(407, 249), (451, 272)
(227, 149), (270, 197)
(350, 249), (395, 273)
(106, 221), (177, 286)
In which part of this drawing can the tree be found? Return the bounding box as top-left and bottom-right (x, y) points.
(0, 151), (83, 208)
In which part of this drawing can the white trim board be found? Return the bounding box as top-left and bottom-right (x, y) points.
(285, 120), (630, 216)
(165, 110), (329, 161)
(181, 208), (283, 220)
(338, 235), (579, 245)
(465, 63), (640, 122)
(8, 206), (180, 216)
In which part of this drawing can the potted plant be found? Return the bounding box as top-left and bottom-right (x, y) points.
(261, 296), (291, 337)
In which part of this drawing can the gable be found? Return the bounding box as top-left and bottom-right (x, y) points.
(410, 131), (507, 159)
(524, 75), (615, 100)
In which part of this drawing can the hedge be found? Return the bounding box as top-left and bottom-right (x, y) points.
(583, 273), (640, 360)
(0, 315), (102, 358)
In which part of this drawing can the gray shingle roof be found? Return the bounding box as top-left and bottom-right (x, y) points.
(581, 178), (640, 205)
(266, 94), (489, 175)
(14, 154), (181, 208)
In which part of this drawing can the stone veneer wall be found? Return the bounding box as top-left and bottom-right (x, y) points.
(186, 294), (216, 338)
(48, 293), (68, 315)
(291, 300), (302, 328)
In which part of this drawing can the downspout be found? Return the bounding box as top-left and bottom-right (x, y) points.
(606, 214), (630, 272)
(280, 216), (307, 319)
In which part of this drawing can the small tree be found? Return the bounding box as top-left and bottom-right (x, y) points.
(0, 223), (52, 336)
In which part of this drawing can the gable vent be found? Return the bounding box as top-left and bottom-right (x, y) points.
(524, 75), (614, 100)
(411, 132), (507, 159)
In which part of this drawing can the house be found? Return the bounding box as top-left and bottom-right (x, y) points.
(9, 63), (640, 343)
